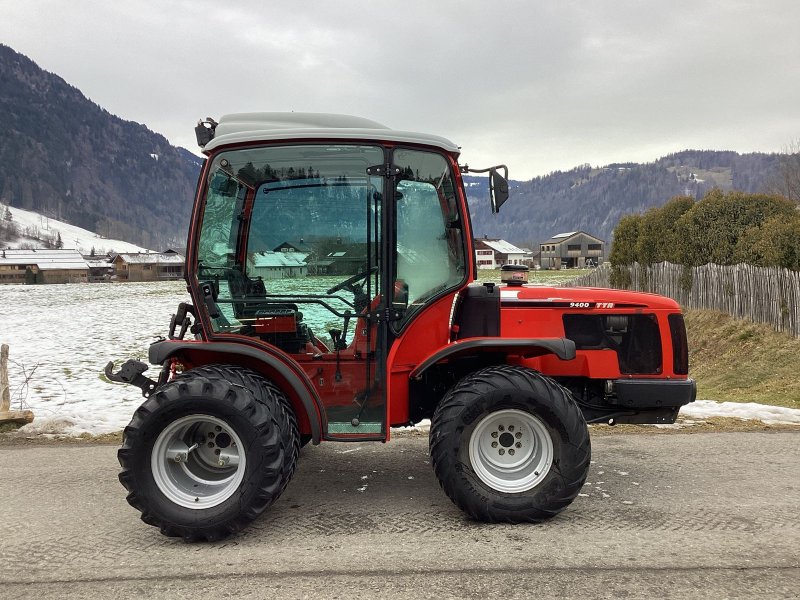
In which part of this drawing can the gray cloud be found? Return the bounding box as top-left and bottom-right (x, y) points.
(2, 0), (798, 179)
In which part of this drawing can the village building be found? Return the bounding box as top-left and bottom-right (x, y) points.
(248, 251), (308, 279)
(84, 254), (114, 282)
(474, 238), (528, 269)
(539, 231), (605, 269)
(273, 240), (313, 254)
(111, 252), (185, 281)
(0, 249), (89, 284)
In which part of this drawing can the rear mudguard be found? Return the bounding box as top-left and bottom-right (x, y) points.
(409, 337), (576, 381)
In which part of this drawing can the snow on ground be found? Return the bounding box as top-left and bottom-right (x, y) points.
(1, 281), (189, 435)
(680, 399), (800, 425)
(2, 281), (799, 437)
(3, 205), (149, 254)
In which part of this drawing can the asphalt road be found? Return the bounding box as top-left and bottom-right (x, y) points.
(1, 431), (798, 599)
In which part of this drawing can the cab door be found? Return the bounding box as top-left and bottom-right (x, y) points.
(193, 144), (390, 440)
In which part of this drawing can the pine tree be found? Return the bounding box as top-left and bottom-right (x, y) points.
(3, 206), (11, 222)
(55, 231), (64, 249)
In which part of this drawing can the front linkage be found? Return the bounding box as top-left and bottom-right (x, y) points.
(105, 359), (159, 398)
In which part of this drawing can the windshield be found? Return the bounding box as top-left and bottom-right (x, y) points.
(196, 144), (384, 340)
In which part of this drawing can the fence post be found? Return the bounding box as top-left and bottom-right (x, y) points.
(0, 344), (35, 425)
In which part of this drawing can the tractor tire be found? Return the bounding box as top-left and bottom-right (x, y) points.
(177, 365), (300, 493)
(430, 364), (590, 522)
(118, 368), (289, 541)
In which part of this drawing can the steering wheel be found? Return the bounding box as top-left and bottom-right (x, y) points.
(326, 266), (378, 295)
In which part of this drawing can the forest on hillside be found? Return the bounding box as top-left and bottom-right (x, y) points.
(0, 44), (200, 249)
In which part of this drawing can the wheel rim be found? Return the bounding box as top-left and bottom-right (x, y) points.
(151, 415), (246, 510)
(468, 409), (554, 494)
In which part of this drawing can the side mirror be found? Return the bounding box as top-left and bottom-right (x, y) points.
(490, 168), (509, 214)
(461, 164), (510, 213)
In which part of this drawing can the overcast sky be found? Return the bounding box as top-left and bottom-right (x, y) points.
(2, 0), (799, 180)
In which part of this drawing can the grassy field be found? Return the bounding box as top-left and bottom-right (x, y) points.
(686, 310), (800, 409)
(476, 268), (592, 284)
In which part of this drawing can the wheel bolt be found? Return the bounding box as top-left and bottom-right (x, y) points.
(508, 425), (515, 432)
(509, 449), (515, 456)
(515, 442), (522, 448)
(215, 425), (222, 432)
(215, 449), (221, 455)
(207, 442), (214, 448)
(207, 432), (215, 438)
(491, 431), (498, 438)
(491, 441), (498, 448)
(499, 449), (505, 455)
(498, 425), (505, 431)
(515, 432), (522, 439)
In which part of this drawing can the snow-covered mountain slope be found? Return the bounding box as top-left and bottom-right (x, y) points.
(2, 205), (150, 254)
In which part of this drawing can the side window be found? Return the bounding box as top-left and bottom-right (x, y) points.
(197, 171), (244, 272)
(393, 149), (465, 330)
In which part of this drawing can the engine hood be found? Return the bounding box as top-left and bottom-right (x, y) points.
(498, 285), (681, 310)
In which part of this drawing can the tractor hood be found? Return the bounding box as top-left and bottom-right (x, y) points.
(498, 285), (681, 310)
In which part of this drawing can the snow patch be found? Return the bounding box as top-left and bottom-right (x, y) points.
(2, 205), (150, 254)
(681, 400), (800, 424)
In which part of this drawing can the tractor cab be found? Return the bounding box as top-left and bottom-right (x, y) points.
(186, 115), (485, 439)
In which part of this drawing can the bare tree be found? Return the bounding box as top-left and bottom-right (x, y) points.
(773, 139), (800, 203)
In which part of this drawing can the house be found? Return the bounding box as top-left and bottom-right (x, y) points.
(248, 251), (308, 279)
(474, 238), (527, 269)
(0, 249), (89, 284)
(301, 241), (368, 276)
(112, 252), (185, 281)
(83, 254), (114, 282)
(539, 231), (604, 269)
(519, 248), (540, 268)
(273, 240), (313, 254)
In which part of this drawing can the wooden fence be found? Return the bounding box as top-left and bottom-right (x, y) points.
(563, 262), (800, 338)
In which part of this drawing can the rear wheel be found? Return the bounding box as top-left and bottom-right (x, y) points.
(430, 365), (590, 522)
(180, 365), (300, 492)
(118, 368), (291, 541)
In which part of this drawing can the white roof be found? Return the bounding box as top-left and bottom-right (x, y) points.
(115, 253), (184, 265)
(0, 249), (89, 270)
(251, 251), (307, 268)
(203, 112), (460, 155)
(552, 231), (578, 239)
(480, 239), (526, 255)
(85, 258), (113, 268)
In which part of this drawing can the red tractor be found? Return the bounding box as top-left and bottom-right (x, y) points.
(107, 113), (695, 541)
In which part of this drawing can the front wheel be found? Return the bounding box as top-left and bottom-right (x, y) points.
(118, 370), (289, 541)
(430, 365), (590, 522)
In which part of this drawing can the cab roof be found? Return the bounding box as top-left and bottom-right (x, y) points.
(201, 112), (461, 155)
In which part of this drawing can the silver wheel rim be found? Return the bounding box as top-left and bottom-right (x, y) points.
(468, 408), (554, 493)
(151, 414), (246, 510)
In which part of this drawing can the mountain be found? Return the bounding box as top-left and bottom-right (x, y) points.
(0, 44), (201, 249)
(465, 150), (784, 247)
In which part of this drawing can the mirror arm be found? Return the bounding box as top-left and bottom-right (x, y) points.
(460, 164), (508, 180)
